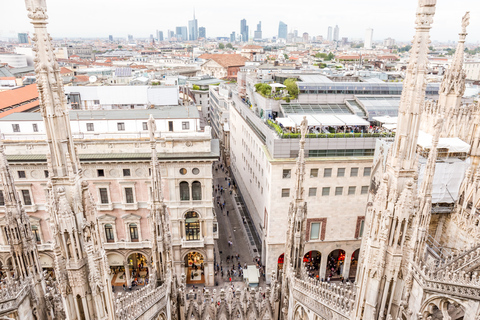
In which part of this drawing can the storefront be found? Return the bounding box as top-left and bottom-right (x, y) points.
(184, 252), (204, 284)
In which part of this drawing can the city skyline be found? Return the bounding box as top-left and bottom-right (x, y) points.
(1, 0), (480, 43)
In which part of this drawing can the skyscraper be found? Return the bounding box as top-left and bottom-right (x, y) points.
(188, 11), (198, 41)
(230, 31), (236, 43)
(240, 19), (248, 42)
(303, 32), (309, 43)
(127, 34), (134, 43)
(157, 30), (164, 41)
(254, 21), (262, 40)
(278, 21), (288, 39)
(108, 34), (113, 42)
(18, 33), (28, 43)
(333, 25), (339, 41)
(176, 26), (188, 41)
(365, 28), (374, 49)
(199, 27), (206, 39)
(327, 26), (332, 41)
(167, 30), (174, 40)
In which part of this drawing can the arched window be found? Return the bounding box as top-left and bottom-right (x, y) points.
(192, 181), (202, 200)
(180, 181), (190, 201)
(31, 226), (41, 243)
(129, 223), (139, 242)
(185, 212), (200, 240)
(105, 224), (114, 243)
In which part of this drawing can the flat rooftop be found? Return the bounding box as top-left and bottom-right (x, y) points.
(0, 106), (200, 121)
(281, 103), (352, 115)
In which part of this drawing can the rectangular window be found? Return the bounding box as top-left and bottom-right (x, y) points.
(32, 227), (41, 243)
(310, 169), (318, 178)
(93, 100), (100, 105)
(44, 170), (49, 178)
(335, 186), (343, 196)
(12, 124), (20, 132)
(322, 187), (330, 196)
(129, 224), (139, 241)
(168, 121), (173, 132)
(125, 187), (134, 203)
(182, 121), (190, 130)
(142, 122), (148, 130)
(348, 186), (356, 195)
(364, 167), (372, 176)
(282, 169), (291, 179)
(123, 169), (131, 177)
(351, 167), (359, 177)
(337, 168), (345, 177)
(324, 168), (332, 177)
(18, 171), (26, 179)
(361, 186), (369, 194)
(281, 189), (290, 198)
(0, 190), (4, 206)
(99, 188), (109, 204)
(97, 169), (105, 177)
(86, 123), (94, 131)
(105, 225), (114, 242)
(308, 188), (317, 197)
(359, 220), (365, 238)
(21, 190), (32, 206)
(32, 124), (38, 132)
(117, 122), (125, 131)
(310, 222), (321, 240)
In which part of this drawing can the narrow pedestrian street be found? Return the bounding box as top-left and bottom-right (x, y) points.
(211, 161), (265, 288)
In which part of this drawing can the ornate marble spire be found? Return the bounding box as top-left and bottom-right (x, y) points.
(390, 0), (436, 174)
(440, 12), (469, 101)
(148, 115), (173, 282)
(25, 0), (78, 179)
(354, 1), (437, 319)
(25, 1), (115, 319)
(281, 116), (308, 318)
(0, 141), (49, 319)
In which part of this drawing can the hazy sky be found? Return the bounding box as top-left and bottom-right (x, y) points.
(1, 0), (479, 43)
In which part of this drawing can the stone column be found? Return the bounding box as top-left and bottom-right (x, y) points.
(342, 251), (351, 280)
(124, 261), (131, 287)
(203, 262), (209, 286)
(73, 296), (82, 320)
(319, 254), (328, 280)
(81, 295), (91, 320)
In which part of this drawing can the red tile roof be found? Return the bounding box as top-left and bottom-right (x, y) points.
(0, 84), (39, 117)
(0, 84), (38, 111)
(199, 54), (248, 68)
(242, 45), (263, 49)
(60, 67), (72, 75)
(73, 75), (90, 83)
(0, 100), (39, 118)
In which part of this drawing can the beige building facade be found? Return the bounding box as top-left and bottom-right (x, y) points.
(0, 108), (219, 287)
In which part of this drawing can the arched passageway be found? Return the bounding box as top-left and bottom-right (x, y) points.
(127, 253), (149, 287)
(303, 250), (321, 279)
(184, 252), (205, 284)
(326, 249), (345, 281)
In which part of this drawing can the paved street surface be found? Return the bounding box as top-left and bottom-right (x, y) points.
(184, 157), (265, 290)
(212, 162), (264, 286)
